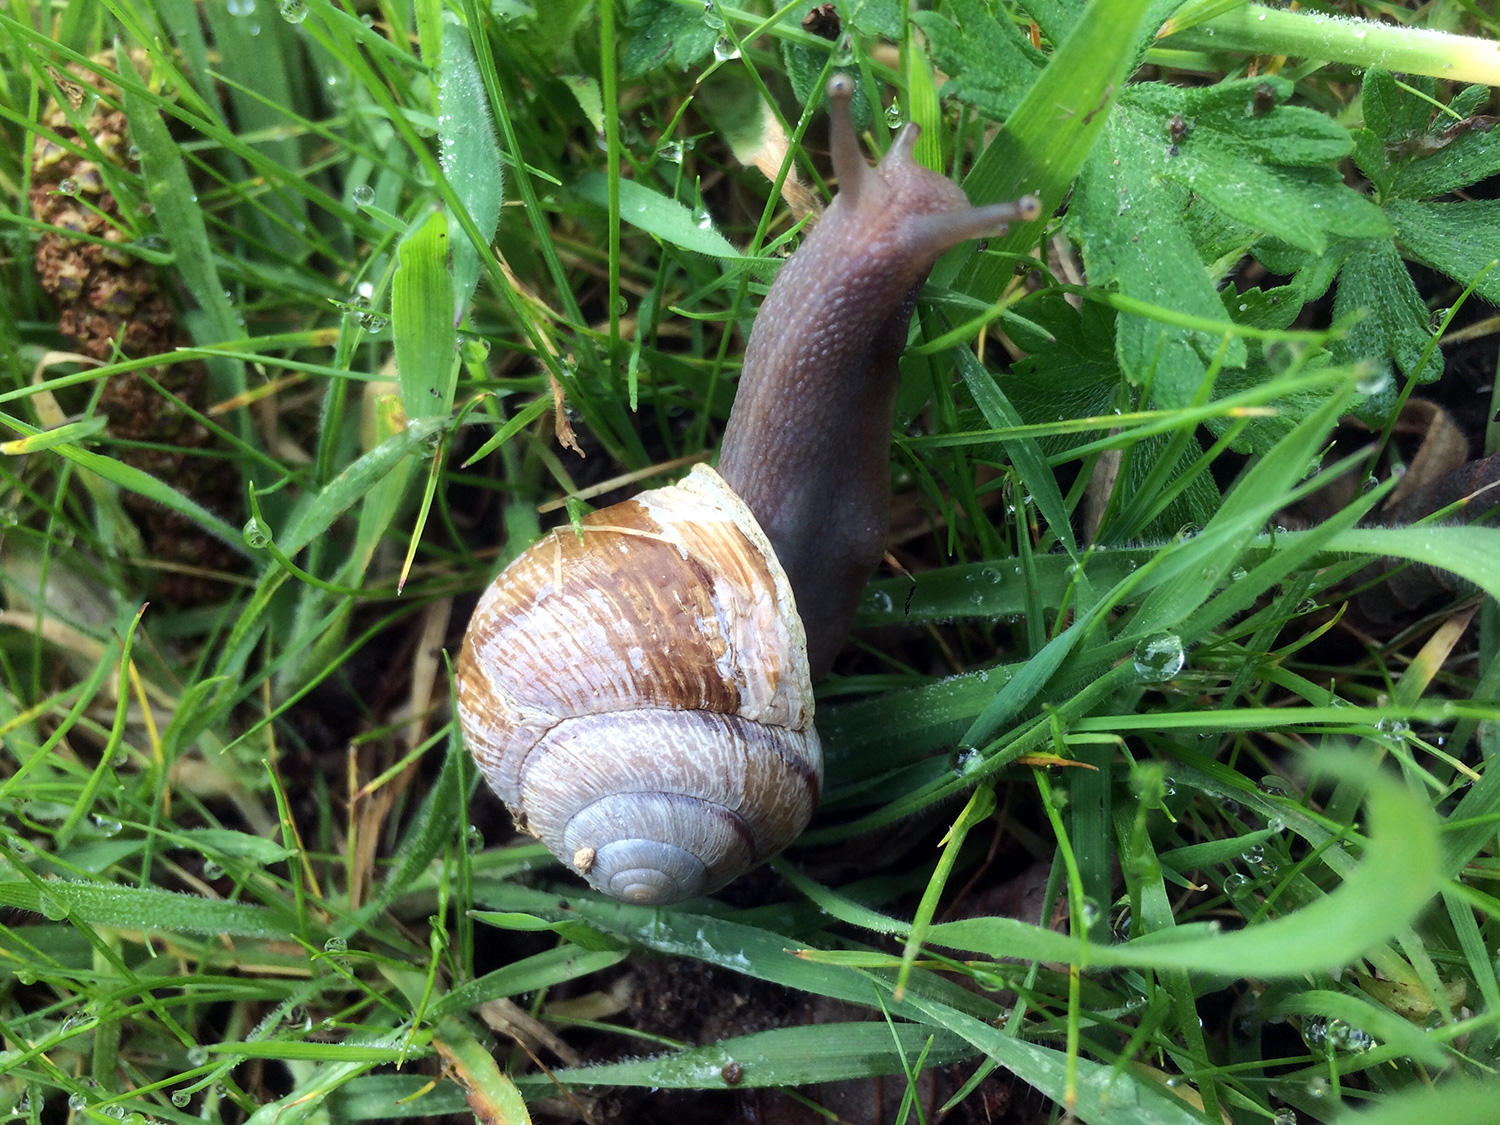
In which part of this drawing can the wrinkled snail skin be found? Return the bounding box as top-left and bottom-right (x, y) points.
(457, 75), (1039, 904)
(719, 74), (1041, 680)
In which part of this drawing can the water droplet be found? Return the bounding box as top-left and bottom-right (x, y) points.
(466, 825), (485, 854)
(68, 1092), (88, 1111)
(712, 35), (740, 61)
(171, 1090), (192, 1107)
(1079, 897), (1101, 928)
(357, 312), (389, 332)
(104, 1105), (126, 1120)
(201, 860), (224, 880)
(1133, 633), (1186, 682)
(124, 1113), (147, 1125)
(1306, 1076), (1331, 1099)
(1301, 1016), (1327, 1050)
(39, 893), (67, 921)
(57, 177), (79, 195)
(702, 0), (724, 29)
(1375, 718), (1410, 742)
(1326, 1018), (1373, 1051)
(952, 748), (984, 776)
(885, 99), (903, 128)
(92, 814), (123, 836)
(227, 0), (254, 14)
(692, 204), (713, 230)
(1221, 798), (1240, 816)
(352, 183), (375, 207)
(323, 936), (348, 955)
(1273, 1110), (1297, 1125)
(660, 140), (685, 163)
(279, 0), (308, 22)
(1355, 368), (1393, 396)
(242, 517), (272, 549)
(187, 1045), (209, 1066)
(1223, 872), (1248, 892)
(832, 31), (855, 66)
(1242, 844), (1264, 865)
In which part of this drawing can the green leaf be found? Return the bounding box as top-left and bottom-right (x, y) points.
(392, 208), (458, 419)
(1332, 1080), (1500, 1125)
(1070, 104), (1238, 406)
(953, 347), (1078, 559)
(1391, 121), (1500, 200)
(623, 0), (717, 78)
(0, 880), (291, 938)
(521, 1022), (976, 1090)
(845, 0), (903, 39)
(1330, 237), (1433, 393)
(436, 943), (627, 1015)
(120, 61), (241, 348)
(1323, 525), (1500, 606)
(470, 910), (623, 951)
(896, 991), (1208, 1125)
(927, 760), (1442, 977)
(913, 0), (1041, 120)
(180, 828), (296, 865)
(943, 0), (1155, 302)
(278, 415), (448, 555)
(1386, 198), (1500, 306)
(574, 172), (741, 259)
(439, 15), (503, 318)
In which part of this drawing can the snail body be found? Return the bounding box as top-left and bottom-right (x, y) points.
(458, 76), (1040, 904)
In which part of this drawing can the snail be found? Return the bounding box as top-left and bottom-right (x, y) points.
(457, 75), (1041, 904)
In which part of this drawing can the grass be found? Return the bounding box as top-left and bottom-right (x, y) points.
(2, 0), (1500, 1122)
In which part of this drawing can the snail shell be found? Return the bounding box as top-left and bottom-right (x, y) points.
(456, 464), (822, 904)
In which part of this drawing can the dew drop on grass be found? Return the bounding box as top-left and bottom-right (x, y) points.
(39, 893), (67, 921)
(92, 814), (123, 836)
(352, 183), (375, 207)
(1133, 633), (1185, 682)
(279, 0), (308, 22)
(1355, 368), (1392, 396)
(171, 1090), (192, 1108)
(324, 936), (348, 955)
(57, 177), (79, 195)
(68, 1092), (88, 1111)
(357, 312), (389, 332)
(885, 99), (903, 128)
(712, 36), (740, 61)
(1079, 897), (1101, 929)
(1273, 1111), (1296, 1125)
(227, 0), (254, 14)
(242, 517), (272, 549)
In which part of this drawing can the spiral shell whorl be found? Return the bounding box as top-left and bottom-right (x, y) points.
(456, 465), (822, 904)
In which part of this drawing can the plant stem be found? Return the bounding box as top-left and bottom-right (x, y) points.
(1164, 3), (1500, 86)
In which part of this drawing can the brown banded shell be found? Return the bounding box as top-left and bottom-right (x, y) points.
(456, 464), (822, 904)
